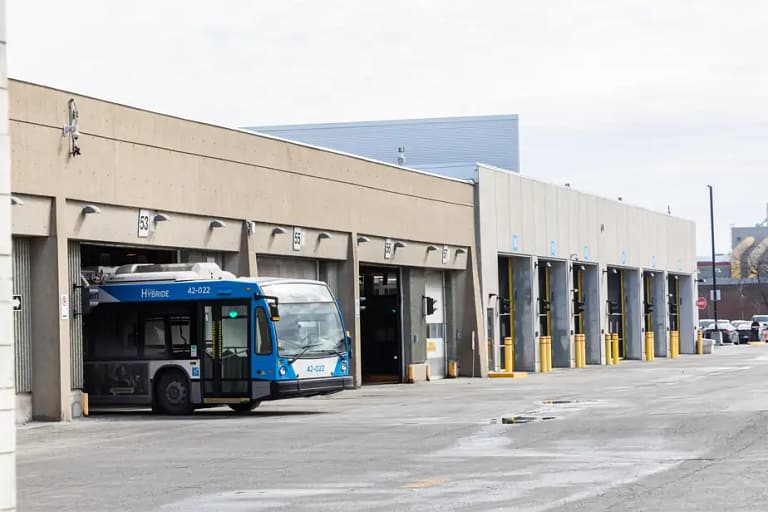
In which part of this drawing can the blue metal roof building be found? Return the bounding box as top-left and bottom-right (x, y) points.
(244, 114), (520, 181)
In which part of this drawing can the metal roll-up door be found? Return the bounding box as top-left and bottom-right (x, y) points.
(68, 240), (84, 390)
(257, 256), (318, 280)
(12, 238), (32, 394)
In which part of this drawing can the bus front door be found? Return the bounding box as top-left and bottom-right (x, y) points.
(201, 302), (251, 401)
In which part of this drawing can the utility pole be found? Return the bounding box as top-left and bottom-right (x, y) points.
(708, 185), (719, 334)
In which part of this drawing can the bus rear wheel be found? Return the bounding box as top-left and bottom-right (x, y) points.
(156, 371), (193, 415)
(229, 401), (261, 413)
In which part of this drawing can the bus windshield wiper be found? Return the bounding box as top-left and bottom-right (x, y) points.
(288, 343), (322, 364)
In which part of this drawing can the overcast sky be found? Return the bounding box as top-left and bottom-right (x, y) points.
(8, 1), (768, 256)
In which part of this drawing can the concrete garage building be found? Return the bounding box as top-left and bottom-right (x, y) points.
(9, 80), (484, 423)
(476, 164), (697, 373)
(8, 82), (698, 424)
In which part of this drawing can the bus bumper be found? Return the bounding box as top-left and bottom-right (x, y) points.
(270, 376), (354, 398)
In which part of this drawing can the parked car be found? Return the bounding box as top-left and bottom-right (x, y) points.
(699, 319), (714, 329)
(733, 321), (753, 344)
(749, 315), (768, 340)
(703, 321), (739, 343)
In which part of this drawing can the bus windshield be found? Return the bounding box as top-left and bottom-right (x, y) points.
(261, 282), (346, 358)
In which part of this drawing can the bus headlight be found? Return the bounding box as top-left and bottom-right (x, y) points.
(340, 362), (348, 373)
(279, 366), (286, 376)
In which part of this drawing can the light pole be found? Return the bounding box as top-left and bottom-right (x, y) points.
(708, 185), (719, 335)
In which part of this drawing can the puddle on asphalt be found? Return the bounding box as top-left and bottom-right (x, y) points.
(492, 415), (557, 425)
(539, 399), (597, 406)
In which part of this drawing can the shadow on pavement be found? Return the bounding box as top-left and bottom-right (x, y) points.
(87, 408), (329, 421)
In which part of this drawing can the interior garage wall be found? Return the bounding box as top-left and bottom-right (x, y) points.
(257, 256), (318, 280)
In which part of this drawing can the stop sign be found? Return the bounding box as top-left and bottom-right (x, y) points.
(696, 296), (707, 309)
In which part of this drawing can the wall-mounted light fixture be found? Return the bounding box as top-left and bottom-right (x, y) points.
(579, 265), (586, 271)
(426, 245), (438, 252)
(10, 196), (23, 206)
(455, 248), (466, 254)
(394, 241), (408, 249)
(648, 272), (655, 278)
(153, 213), (171, 223)
(271, 226), (287, 235)
(82, 204), (101, 215)
(318, 231), (333, 240)
(210, 219), (226, 229)
(357, 235), (370, 244)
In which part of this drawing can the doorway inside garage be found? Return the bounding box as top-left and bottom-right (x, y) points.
(80, 243), (178, 279)
(359, 266), (402, 384)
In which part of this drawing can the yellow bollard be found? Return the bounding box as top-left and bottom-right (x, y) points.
(605, 333), (613, 365)
(645, 332), (655, 361)
(670, 331), (679, 359)
(575, 334), (586, 368)
(649, 331), (655, 361)
(504, 336), (514, 373)
(697, 329), (703, 355)
(539, 336), (552, 373)
(546, 336), (552, 372)
(612, 333), (620, 365)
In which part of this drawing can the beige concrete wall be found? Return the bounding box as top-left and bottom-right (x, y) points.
(0, 2), (16, 509)
(9, 80), (474, 246)
(479, 164), (697, 284)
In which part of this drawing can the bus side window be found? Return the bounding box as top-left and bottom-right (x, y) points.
(254, 308), (272, 355)
(170, 316), (191, 357)
(143, 317), (168, 358)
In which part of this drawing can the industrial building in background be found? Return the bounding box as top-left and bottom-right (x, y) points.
(246, 114), (520, 180)
(8, 81), (696, 424)
(698, 207), (768, 320)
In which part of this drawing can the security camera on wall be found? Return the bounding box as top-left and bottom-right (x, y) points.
(62, 98), (82, 157)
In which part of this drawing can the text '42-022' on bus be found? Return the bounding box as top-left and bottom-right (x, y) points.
(80, 263), (353, 414)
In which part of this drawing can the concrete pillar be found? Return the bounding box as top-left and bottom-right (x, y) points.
(679, 275), (695, 353)
(337, 233), (360, 386)
(452, 248), (486, 377)
(625, 268), (643, 360)
(551, 261), (571, 368)
(652, 272), (668, 357)
(402, 268), (427, 367)
(512, 257), (535, 372)
(0, 3), (16, 504)
(583, 264), (601, 364)
(223, 221), (258, 277)
(29, 199), (72, 421)
(599, 264), (609, 364)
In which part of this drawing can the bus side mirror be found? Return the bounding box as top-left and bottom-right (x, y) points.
(269, 303), (280, 322)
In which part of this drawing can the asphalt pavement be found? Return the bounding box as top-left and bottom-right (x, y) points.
(17, 344), (768, 511)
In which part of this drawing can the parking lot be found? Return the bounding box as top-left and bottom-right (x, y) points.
(18, 345), (768, 511)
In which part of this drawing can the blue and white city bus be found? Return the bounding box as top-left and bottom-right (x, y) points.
(82, 263), (353, 414)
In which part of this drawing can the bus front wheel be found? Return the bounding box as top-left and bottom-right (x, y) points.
(229, 401), (261, 413)
(156, 371), (193, 415)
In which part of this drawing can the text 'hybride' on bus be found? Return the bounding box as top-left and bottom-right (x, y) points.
(80, 263), (353, 414)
